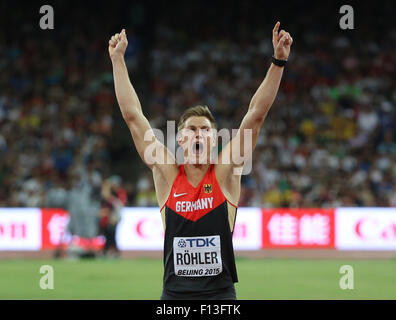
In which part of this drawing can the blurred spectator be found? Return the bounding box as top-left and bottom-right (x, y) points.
(99, 176), (126, 258)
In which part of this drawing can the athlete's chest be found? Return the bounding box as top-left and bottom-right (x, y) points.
(166, 173), (225, 222)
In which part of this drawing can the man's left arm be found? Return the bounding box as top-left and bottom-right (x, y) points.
(218, 22), (293, 169)
(215, 22), (293, 205)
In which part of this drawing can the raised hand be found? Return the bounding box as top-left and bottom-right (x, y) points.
(272, 22), (293, 60)
(108, 29), (128, 60)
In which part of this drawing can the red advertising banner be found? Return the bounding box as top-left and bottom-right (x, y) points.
(41, 209), (105, 250)
(41, 208), (70, 249)
(262, 208), (335, 249)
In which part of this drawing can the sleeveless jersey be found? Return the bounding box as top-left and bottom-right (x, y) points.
(160, 164), (238, 294)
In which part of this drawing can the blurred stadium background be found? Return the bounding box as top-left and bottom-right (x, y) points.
(0, 0), (395, 299)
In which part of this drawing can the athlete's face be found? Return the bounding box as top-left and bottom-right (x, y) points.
(177, 116), (216, 164)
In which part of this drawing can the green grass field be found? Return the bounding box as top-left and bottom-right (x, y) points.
(0, 258), (395, 299)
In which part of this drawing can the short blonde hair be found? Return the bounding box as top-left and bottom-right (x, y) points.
(177, 105), (217, 132)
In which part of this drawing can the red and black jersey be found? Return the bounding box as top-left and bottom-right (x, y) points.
(160, 164), (238, 294)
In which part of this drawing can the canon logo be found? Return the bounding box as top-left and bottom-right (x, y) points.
(0, 223), (27, 239)
(135, 217), (164, 239)
(355, 218), (396, 240)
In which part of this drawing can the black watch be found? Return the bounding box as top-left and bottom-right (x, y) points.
(272, 55), (287, 67)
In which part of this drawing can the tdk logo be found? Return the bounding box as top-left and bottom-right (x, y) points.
(177, 239), (187, 248)
(184, 237), (216, 247)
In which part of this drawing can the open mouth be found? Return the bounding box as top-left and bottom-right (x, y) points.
(192, 142), (204, 155)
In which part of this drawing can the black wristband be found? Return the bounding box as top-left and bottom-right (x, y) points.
(272, 55), (287, 67)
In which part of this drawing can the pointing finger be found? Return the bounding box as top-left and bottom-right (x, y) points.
(273, 21), (280, 36)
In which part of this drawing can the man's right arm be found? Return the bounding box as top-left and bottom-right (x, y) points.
(109, 30), (178, 183)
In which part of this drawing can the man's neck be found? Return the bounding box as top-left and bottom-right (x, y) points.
(183, 163), (211, 188)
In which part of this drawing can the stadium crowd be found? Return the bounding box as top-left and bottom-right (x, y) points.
(0, 2), (141, 214)
(137, 3), (396, 208)
(0, 2), (395, 213)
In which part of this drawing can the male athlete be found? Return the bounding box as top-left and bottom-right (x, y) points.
(108, 22), (293, 300)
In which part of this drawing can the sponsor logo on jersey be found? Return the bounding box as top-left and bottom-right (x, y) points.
(174, 192), (188, 198)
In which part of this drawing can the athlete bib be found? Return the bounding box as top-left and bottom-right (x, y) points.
(173, 235), (223, 277)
